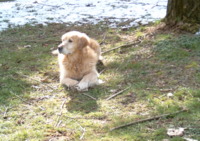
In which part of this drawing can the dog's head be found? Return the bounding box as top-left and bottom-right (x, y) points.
(58, 31), (90, 55)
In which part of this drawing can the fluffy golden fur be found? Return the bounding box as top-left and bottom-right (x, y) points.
(57, 31), (101, 91)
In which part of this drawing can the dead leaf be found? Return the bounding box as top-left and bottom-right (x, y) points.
(24, 45), (31, 48)
(40, 78), (50, 83)
(110, 89), (117, 93)
(162, 139), (170, 141)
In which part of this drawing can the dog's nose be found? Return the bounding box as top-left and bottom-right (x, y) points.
(58, 47), (63, 53)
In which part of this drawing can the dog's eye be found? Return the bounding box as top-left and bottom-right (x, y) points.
(69, 39), (73, 43)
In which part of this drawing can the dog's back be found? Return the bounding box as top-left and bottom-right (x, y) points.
(89, 38), (102, 61)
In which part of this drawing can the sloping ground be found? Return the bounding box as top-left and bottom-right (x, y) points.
(0, 23), (199, 141)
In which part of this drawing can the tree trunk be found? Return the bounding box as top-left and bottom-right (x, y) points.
(165, 0), (200, 25)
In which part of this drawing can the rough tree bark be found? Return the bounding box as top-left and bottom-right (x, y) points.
(164, 0), (200, 25)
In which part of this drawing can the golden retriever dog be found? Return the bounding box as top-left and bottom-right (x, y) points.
(57, 31), (101, 91)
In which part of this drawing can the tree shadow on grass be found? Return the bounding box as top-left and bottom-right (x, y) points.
(0, 51), (35, 106)
(0, 24), (59, 106)
(0, 74), (31, 105)
(102, 31), (200, 140)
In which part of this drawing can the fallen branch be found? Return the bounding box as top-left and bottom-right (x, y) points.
(106, 87), (130, 100)
(102, 41), (141, 54)
(110, 109), (188, 131)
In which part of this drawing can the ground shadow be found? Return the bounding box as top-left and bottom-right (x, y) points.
(0, 24), (60, 106)
(64, 84), (108, 113)
(65, 91), (98, 113)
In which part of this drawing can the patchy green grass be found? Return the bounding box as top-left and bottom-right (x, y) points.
(0, 23), (200, 141)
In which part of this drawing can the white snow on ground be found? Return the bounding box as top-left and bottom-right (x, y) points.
(0, 0), (167, 31)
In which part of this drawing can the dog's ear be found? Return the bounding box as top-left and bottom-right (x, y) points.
(78, 37), (89, 48)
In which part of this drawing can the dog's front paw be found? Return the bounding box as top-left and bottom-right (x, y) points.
(76, 82), (89, 91)
(60, 78), (79, 87)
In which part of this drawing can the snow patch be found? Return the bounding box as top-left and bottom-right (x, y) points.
(0, 0), (167, 31)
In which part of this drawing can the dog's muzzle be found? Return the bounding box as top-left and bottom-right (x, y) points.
(58, 47), (63, 53)
(58, 43), (64, 53)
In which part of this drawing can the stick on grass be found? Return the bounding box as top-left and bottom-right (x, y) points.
(55, 98), (67, 127)
(82, 93), (97, 100)
(102, 41), (141, 54)
(110, 109), (188, 131)
(3, 104), (12, 118)
(18, 73), (56, 90)
(106, 87), (130, 100)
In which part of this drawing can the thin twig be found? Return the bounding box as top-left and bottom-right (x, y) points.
(106, 87), (130, 100)
(60, 98), (68, 109)
(3, 104), (12, 118)
(102, 41), (141, 54)
(82, 93), (97, 100)
(38, 106), (45, 111)
(110, 109), (188, 131)
(99, 69), (106, 75)
(64, 115), (86, 139)
(100, 33), (107, 45)
(79, 123), (86, 140)
(146, 88), (173, 92)
(57, 120), (62, 127)
(10, 91), (45, 111)
(55, 98), (67, 127)
(3, 106), (9, 118)
(55, 113), (62, 127)
(19, 73), (56, 90)
(10, 91), (30, 105)
(159, 88), (173, 92)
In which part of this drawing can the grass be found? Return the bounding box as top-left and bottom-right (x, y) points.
(0, 23), (200, 140)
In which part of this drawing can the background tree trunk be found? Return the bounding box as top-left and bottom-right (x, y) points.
(165, 0), (200, 25)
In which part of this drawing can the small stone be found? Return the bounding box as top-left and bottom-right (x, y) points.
(167, 128), (185, 137)
(167, 92), (173, 97)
